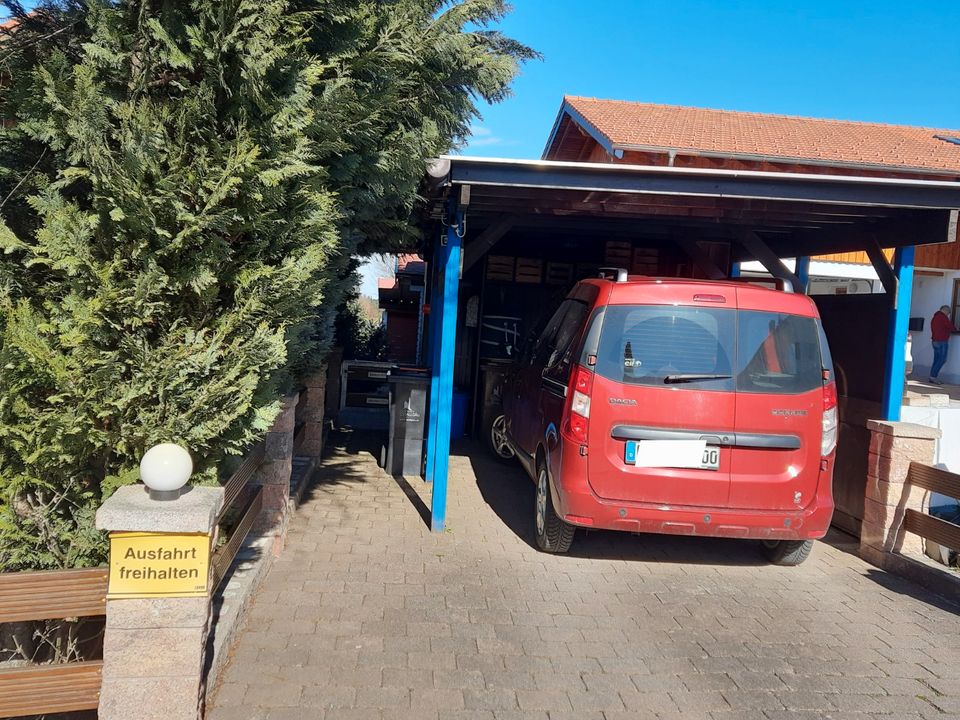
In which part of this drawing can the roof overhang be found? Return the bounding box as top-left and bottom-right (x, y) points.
(543, 99), (623, 160)
(422, 156), (960, 259)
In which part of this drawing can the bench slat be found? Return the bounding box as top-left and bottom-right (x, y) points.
(0, 567), (107, 622)
(907, 462), (960, 501)
(0, 660), (102, 717)
(904, 508), (960, 552)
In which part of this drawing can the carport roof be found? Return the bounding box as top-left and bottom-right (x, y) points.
(422, 155), (960, 259)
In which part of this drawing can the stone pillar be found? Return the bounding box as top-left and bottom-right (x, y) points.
(299, 363), (327, 459)
(256, 393), (298, 554)
(95, 485), (223, 720)
(860, 420), (940, 565)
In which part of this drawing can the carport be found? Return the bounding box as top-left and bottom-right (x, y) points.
(418, 155), (960, 532)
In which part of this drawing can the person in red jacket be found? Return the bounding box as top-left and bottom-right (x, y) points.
(930, 305), (957, 384)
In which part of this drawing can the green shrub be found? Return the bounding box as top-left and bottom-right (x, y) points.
(0, 0), (534, 570)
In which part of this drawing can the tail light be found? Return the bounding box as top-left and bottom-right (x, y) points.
(562, 365), (593, 444)
(821, 380), (838, 457)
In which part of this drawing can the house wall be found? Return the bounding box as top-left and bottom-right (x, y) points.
(909, 270), (960, 383)
(819, 243), (960, 270)
(385, 312), (420, 364)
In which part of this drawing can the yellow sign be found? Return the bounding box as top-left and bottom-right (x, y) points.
(107, 532), (211, 599)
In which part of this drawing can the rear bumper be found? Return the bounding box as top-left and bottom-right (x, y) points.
(553, 444), (835, 541)
(562, 495), (834, 540)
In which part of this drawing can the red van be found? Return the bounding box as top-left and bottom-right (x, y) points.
(493, 272), (837, 565)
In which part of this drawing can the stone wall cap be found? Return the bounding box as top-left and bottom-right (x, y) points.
(866, 420), (942, 440)
(96, 485), (224, 533)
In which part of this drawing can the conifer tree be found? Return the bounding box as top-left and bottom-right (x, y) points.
(0, 0), (534, 570)
(0, 1), (338, 569)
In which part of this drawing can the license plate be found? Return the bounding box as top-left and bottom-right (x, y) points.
(625, 440), (720, 471)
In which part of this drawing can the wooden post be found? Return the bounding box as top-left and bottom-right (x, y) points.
(881, 246), (915, 421)
(427, 210), (463, 531)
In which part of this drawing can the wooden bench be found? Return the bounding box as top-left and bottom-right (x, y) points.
(904, 462), (960, 554)
(0, 567), (108, 717)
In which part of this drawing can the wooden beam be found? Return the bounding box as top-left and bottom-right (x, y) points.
(462, 214), (517, 272)
(735, 231), (804, 293)
(865, 237), (898, 296)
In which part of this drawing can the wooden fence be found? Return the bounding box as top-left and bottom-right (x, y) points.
(0, 437), (274, 718)
(0, 567), (107, 717)
(212, 442), (266, 590)
(904, 461), (960, 554)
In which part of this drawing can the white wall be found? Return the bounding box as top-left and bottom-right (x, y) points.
(909, 270), (960, 384)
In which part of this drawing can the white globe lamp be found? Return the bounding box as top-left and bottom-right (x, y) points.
(140, 443), (193, 501)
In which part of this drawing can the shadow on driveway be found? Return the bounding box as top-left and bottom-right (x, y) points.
(464, 440), (774, 566)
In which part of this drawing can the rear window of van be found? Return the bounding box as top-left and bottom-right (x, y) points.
(592, 305), (826, 394)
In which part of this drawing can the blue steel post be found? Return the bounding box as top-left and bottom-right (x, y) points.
(424, 261), (442, 483)
(795, 256), (810, 293)
(881, 246), (915, 421)
(429, 211), (463, 532)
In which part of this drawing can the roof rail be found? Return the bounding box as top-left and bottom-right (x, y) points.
(598, 267), (629, 282)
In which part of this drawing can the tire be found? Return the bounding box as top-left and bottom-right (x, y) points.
(761, 539), (814, 566)
(486, 413), (515, 464)
(535, 463), (575, 553)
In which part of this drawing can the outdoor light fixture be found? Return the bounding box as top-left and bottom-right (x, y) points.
(140, 443), (193, 501)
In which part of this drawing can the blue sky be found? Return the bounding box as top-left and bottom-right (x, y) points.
(364, 1), (960, 294)
(461, 0), (960, 159)
(6, 3), (958, 293)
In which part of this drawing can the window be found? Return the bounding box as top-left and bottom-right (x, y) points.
(934, 134), (960, 147)
(952, 279), (960, 324)
(736, 311), (823, 394)
(544, 300), (590, 381)
(594, 306), (736, 390)
(593, 305), (826, 395)
(529, 302), (568, 367)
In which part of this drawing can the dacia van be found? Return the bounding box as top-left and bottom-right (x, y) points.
(494, 271), (837, 564)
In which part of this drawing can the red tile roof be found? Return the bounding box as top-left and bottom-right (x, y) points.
(561, 96), (960, 175)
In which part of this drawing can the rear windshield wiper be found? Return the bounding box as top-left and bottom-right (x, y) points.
(663, 374), (732, 384)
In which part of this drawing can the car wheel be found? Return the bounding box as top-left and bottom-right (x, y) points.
(486, 413), (515, 463)
(761, 539), (814, 566)
(535, 463), (575, 553)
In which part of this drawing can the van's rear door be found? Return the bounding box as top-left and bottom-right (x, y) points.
(728, 289), (824, 511)
(586, 286), (736, 507)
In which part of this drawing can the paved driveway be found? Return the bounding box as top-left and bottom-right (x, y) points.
(208, 430), (960, 719)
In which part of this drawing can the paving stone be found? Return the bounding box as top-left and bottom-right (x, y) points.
(515, 689), (572, 711)
(207, 431), (960, 720)
(244, 681), (303, 707)
(462, 688), (520, 711)
(409, 688), (466, 711)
